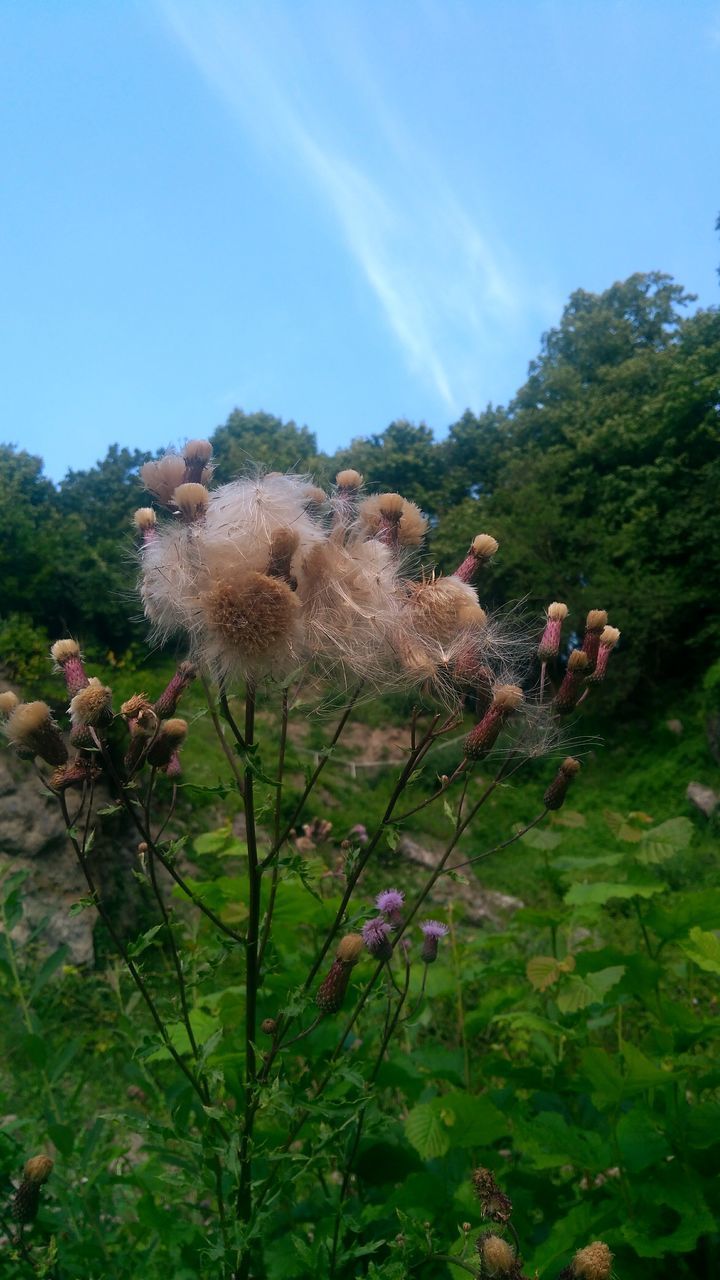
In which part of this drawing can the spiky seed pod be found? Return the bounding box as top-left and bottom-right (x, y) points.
(153, 661), (196, 718)
(266, 527), (300, 589)
(587, 626), (620, 684)
(554, 650), (590, 714)
(49, 757), (102, 792)
(472, 1167), (513, 1223)
(50, 638), (90, 697)
(464, 685), (523, 760)
(0, 690), (20, 718)
(69, 678), (113, 729)
(316, 933), (364, 1013)
(141, 453), (187, 506)
(477, 1233), (517, 1277)
(203, 571), (298, 660)
(358, 493), (428, 548)
(538, 602), (569, 661)
(454, 533), (500, 583)
(571, 1241), (613, 1280)
(581, 610), (609, 668)
(172, 482), (209, 523)
(5, 702), (68, 765)
(544, 757), (581, 810)
(182, 438), (213, 484)
(12, 1155), (54, 1225)
(147, 718), (188, 768)
(133, 507), (158, 547)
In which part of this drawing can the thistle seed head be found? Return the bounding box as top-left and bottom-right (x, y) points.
(172, 482), (209, 523)
(204, 571), (298, 659)
(335, 469), (363, 490)
(23, 1155), (54, 1185)
(147, 718), (188, 768)
(69, 678), (113, 728)
(141, 453), (187, 505)
(572, 1241), (613, 1280)
(5, 702), (68, 765)
(358, 493), (428, 547)
(336, 933), (365, 964)
(477, 1233), (516, 1276)
(0, 690), (20, 718)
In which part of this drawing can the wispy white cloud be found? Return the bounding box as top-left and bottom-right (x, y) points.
(158, 1), (539, 413)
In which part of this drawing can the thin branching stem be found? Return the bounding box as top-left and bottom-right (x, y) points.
(258, 687), (289, 970)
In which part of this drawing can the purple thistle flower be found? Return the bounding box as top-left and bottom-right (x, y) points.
(362, 916), (393, 961)
(420, 919), (449, 964)
(376, 887), (405, 925)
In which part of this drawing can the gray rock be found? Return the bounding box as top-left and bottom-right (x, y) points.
(397, 835), (523, 925)
(686, 781), (720, 819)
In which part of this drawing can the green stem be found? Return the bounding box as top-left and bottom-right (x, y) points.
(236, 683), (260, 1275)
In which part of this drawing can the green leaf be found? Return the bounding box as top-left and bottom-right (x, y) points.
(636, 816), (694, 864)
(28, 945), (69, 1002)
(518, 827), (562, 851)
(437, 1092), (509, 1147)
(604, 809), (644, 842)
(645, 888), (720, 940)
(585, 965), (625, 1000)
(526, 955), (563, 991)
(564, 880), (665, 906)
(127, 924), (164, 958)
(404, 1102), (450, 1160)
(69, 895), (96, 916)
(616, 1108), (670, 1172)
(556, 976), (595, 1013)
(47, 1123), (76, 1157)
(682, 925), (720, 973)
(553, 809), (586, 828)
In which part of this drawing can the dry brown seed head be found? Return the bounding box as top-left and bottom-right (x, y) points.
(472, 534), (499, 560)
(141, 454), (186, 504)
(480, 1234), (516, 1276)
(183, 439), (213, 463)
(304, 485), (328, 505)
(561, 757), (581, 776)
(572, 1241), (613, 1280)
(336, 933), (365, 964)
(336, 469), (363, 489)
(120, 693), (151, 719)
(600, 625), (620, 648)
(547, 601), (569, 621)
(567, 649), (590, 673)
(204, 572), (298, 657)
(0, 690), (19, 718)
(261, 1018), (277, 1035)
(50, 639), (81, 663)
(585, 609), (608, 633)
(172, 482), (209, 521)
(492, 684), (524, 710)
(154, 717), (187, 745)
(133, 507), (157, 532)
(70, 679), (113, 727)
(6, 702), (68, 765)
(24, 1155), (54, 1184)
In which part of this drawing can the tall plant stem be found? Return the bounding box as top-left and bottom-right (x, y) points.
(236, 683), (260, 1275)
(202, 675), (245, 796)
(258, 688), (288, 970)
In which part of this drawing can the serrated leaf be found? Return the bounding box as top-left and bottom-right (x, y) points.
(564, 880), (665, 907)
(682, 926), (720, 974)
(604, 809), (644, 843)
(28, 945), (69, 1002)
(636, 816), (694, 864)
(127, 924), (164, 957)
(553, 809), (586, 828)
(69, 895), (96, 916)
(584, 965), (625, 1000)
(645, 888), (720, 940)
(404, 1103), (450, 1160)
(437, 1092), (509, 1147)
(616, 1108), (670, 1172)
(556, 976), (595, 1013)
(526, 955), (562, 991)
(519, 827), (562, 851)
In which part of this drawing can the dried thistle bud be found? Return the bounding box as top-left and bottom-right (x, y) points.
(182, 438), (213, 484)
(316, 933), (364, 1013)
(172, 482), (209, 523)
(12, 1155), (54, 1225)
(571, 1241), (613, 1280)
(336, 933), (364, 964)
(153, 661), (196, 718)
(0, 690), (20, 718)
(49, 757), (102, 792)
(266, 527), (300, 589)
(454, 533), (499, 583)
(464, 685), (523, 760)
(70, 678), (113, 729)
(543, 757), (581, 810)
(261, 1018), (277, 1035)
(121, 693), (153, 722)
(472, 1167), (512, 1222)
(147, 718), (188, 768)
(50, 638), (90, 697)
(133, 507), (158, 546)
(587, 626), (620, 685)
(358, 493), (428, 547)
(335, 469), (363, 490)
(477, 1233), (516, 1276)
(554, 650), (590, 714)
(407, 577), (486, 643)
(538, 601), (569, 661)
(204, 571), (298, 658)
(141, 453), (187, 505)
(581, 609), (609, 667)
(5, 702), (68, 766)
(362, 917), (393, 960)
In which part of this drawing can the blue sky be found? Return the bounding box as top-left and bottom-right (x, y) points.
(2, 1), (719, 482)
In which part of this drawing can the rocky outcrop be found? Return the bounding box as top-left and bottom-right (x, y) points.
(686, 781), (720, 819)
(397, 835), (523, 925)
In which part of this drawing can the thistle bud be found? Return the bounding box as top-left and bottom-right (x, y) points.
(133, 507), (158, 547)
(335, 469), (363, 491)
(69, 678), (113, 729)
(358, 493), (427, 548)
(420, 920), (449, 963)
(537, 602), (568, 661)
(49, 757), (102, 792)
(586, 626), (620, 685)
(261, 1018), (277, 1036)
(571, 1241), (613, 1280)
(266, 527), (299, 589)
(153, 661), (196, 718)
(182, 438), (213, 484)
(464, 685), (523, 760)
(543, 757), (581, 810)
(471, 1167), (512, 1222)
(12, 1155), (53, 1225)
(315, 933), (364, 1013)
(51, 639), (90, 697)
(0, 690), (20, 718)
(172, 482), (209, 523)
(454, 533), (499, 584)
(376, 888), (405, 926)
(141, 453), (186, 505)
(476, 1233), (516, 1276)
(147, 718), (187, 768)
(362, 917), (393, 960)
(165, 750), (182, 778)
(5, 702), (68, 766)
(554, 650), (590, 714)
(581, 610), (608, 668)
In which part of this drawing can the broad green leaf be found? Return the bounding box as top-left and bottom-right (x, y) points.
(519, 827), (562, 851)
(404, 1102), (450, 1160)
(604, 809), (645, 842)
(585, 965), (625, 1000)
(28, 945), (69, 1001)
(526, 955), (563, 991)
(564, 880), (665, 906)
(437, 1092), (509, 1147)
(636, 816), (694, 864)
(681, 926), (720, 973)
(554, 852), (623, 871)
(146, 1010), (218, 1062)
(645, 888), (720, 940)
(616, 1108), (670, 1172)
(553, 809), (586, 828)
(622, 1043), (672, 1089)
(493, 1011), (569, 1039)
(556, 976), (595, 1013)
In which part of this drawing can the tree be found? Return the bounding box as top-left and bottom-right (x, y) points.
(211, 410), (323, 483)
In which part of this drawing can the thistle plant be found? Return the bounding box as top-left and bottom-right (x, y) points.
(2, 439), (623, 1278)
